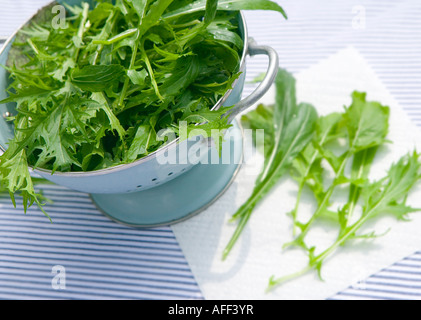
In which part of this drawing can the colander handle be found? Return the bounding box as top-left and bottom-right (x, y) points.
(226, 38), (279, 123)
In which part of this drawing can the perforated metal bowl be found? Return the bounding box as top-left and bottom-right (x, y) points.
(0, 1), (278, 195)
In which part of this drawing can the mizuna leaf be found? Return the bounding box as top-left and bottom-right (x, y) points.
(223, 68), (318, 259)
(344, 91), (390, 152)
(127, 124), (154, 161)
(0, 149), (49, 218)
(125, 0), (149, 20)
(287, 92), (390, 250)
(289, 113), (343, 235)
(71, 64), (126, 92)
(163, 0), (288, 21)
(127, 69), (148, 85)
(204, 0), (219, 27)
(339, 146), (379, 234)
(268, 153), (421, 291)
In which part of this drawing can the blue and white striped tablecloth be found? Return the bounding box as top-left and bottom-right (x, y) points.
(0, 0), (420, 300)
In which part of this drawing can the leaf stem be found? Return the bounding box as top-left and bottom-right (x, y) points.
(222, 209), (253, 260)
(289, 126), (334, 235)
(141, 46), (164, 101)
(291, 181), (305, 236)
(119, 30), (140, 107)
(92, 28), (138, 45)
(269, 212), (373, 291)
(270, 176), (394, 291)
(341, 148), (375, 232)
(224, 105), (316, 258)
(288, 151), (351, 248)
(266, 266), (312, 292)
(74, 3), (90, 63)
(92, 10), (117, 65)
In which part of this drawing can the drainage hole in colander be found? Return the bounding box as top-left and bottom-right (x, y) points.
(137, 185), (143, 189)
(168, 172), (173, 176)
(152, 178), (158, 182)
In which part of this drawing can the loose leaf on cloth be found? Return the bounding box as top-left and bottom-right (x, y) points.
(288, 113), (343, 235)
(338, 146), (379, 234)
(223, 68), (318, 259)
(268, 152), (421, 290)
(286, 92), (390, 250)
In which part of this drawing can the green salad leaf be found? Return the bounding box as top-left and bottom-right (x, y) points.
(288, 113), (343, 235)
(223, 68), (318, 259)
(285, 92), (390, 250)
(268, 152), (421, 291)
(71, 64), (126, 92)
(163, 0), (288, 21)
(338, 146), (379, 235)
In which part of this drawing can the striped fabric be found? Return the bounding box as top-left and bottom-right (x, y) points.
(0, 0), (420, 300)
(0, 185), (202, 300)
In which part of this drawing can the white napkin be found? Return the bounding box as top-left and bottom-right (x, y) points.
(171, 47), (421, 300)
